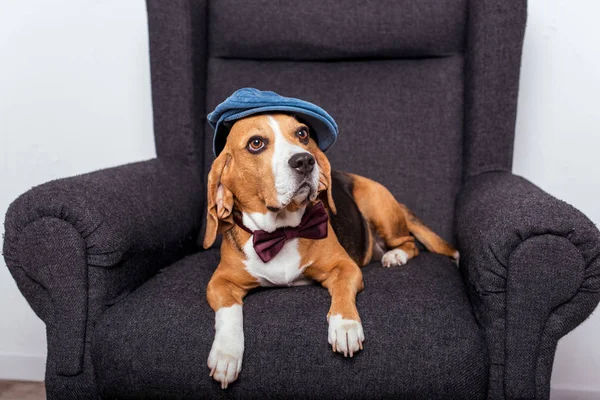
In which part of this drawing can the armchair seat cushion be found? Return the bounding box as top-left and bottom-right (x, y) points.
(92, 250), (488, 399)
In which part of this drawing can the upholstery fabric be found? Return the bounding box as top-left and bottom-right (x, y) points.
(209, 0), (467, 60)
(204, 56), (464, 243)
(455, 171), (600, 399)
(93, 251), (488, 399)
(146, 0), (208, 162)
(3, 159), (204, 397)
(463, 0), (527, 178)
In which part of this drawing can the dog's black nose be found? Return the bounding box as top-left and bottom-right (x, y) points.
(288, 153), (315, 175)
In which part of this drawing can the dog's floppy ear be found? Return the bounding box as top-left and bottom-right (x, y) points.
(203, 152), (234, 249)
(314, 149), (337, 214)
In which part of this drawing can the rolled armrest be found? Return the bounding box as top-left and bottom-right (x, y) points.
(455, 171), (600, 400)
(3, 158), (204, 376)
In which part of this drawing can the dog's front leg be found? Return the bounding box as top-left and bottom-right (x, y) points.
(206, 273), (250, 389)
(307, 260), (365, 357)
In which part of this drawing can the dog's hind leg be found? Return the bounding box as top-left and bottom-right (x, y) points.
(349, 173), (458, 267)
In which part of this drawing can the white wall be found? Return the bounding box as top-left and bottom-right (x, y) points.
(0, 0), (598, 394)
(515, 0), (600, 395)
(0, 0), (155, 380)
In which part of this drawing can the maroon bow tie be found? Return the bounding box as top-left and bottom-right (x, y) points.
(234, 202), (329, 263)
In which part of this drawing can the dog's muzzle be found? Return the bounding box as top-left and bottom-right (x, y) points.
(286, 152), (319, 204)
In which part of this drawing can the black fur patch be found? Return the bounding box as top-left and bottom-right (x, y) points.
(328, 170), (368, 265)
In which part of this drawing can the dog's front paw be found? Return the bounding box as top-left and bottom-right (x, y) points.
(381, 248), (409, 268)
(208, 331), (243, 389)
(328, 314), (365, 357)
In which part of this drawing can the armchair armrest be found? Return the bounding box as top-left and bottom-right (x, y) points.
(3, 158), (204, 379)
(455, 171), (600, 400)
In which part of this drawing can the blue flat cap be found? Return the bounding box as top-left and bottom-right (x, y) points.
(207, 88), (338, 156)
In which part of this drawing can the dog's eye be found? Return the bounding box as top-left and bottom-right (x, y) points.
(247, 137), (266, 153)
(296, 128), (309, 144)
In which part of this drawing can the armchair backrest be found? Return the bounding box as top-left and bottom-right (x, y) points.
(146, 0), (527, 242)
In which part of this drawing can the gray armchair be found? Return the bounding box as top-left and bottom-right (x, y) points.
(4, 1), (599, 399)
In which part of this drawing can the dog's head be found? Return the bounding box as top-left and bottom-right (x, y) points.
(203, 113), (336, 248)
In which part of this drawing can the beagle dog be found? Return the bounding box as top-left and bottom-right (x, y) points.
(203, 113), (459, 388)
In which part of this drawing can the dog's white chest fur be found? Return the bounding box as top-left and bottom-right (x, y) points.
(242, 238), (312, 287)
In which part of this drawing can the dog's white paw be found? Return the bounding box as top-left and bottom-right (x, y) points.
(208, 305), (244, 389)
(381, 248), (409, 268)
(452, 250), (460, 266)
(208, 330), (243, 389)
(328, 314), (365, 357)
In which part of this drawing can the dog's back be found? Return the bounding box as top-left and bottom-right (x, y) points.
(328, 170), (370, 265)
